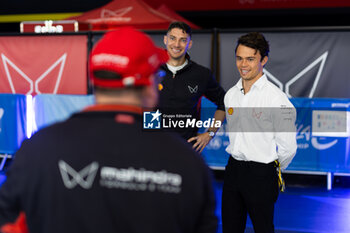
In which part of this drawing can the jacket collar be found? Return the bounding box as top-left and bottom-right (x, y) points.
(83, 104), (143, 114)
(161, 59), (193, 74)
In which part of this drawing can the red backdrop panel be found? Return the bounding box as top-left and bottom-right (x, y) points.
(145, 0), (350, 11)
(0, 35), (87, 95)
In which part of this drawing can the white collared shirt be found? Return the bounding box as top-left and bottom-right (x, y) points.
(166, 59), (188, 76)
(224, 74), (297, 169)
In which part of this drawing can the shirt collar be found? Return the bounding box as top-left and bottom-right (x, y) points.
(253, 74), (267, 90)
(236, 74), (267, 91)
(236, 79), (243, 90)
(166, 59), (188, 74)
(83, 104), (143, 115)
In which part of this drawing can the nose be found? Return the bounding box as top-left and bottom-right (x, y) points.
(241, 58), (249, 67)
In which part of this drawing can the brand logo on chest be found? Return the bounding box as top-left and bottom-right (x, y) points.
(188, 85), (198, 94)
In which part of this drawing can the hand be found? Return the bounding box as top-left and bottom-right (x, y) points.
(187, 132), (212, 153)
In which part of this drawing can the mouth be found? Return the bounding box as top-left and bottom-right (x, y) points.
(170, 47), (182, 54)
(241, 69), (249, 76)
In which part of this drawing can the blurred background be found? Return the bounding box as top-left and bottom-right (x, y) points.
(2, 0), (350, 32)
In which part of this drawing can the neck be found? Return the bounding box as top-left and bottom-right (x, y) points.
(167, 57), (186, 67)
(95, 93), (142, 106)
(242, 73), (263, 94)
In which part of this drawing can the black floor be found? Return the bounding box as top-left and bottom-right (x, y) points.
(213, 173), (350, 233)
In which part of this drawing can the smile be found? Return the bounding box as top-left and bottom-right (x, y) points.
(171, 48), (182, 54)
(241, 69), (249, 75)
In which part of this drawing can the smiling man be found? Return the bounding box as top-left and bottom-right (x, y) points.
(158, 21), (226, 153)
(222, 32), (297, 233)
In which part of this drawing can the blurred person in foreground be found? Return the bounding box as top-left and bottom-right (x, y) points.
(158, 21), (226, 152)
(0, 27), (218, 233)
(222, 32), (297, 233)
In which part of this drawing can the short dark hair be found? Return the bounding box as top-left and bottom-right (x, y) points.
(235, 32), (269, 61)
(167, 21), (192, 38)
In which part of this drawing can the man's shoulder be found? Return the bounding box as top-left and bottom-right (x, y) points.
(187, 60), (212, 74)
(264, 80), (286, 96)
(183, 61), (215, 88)
(264, 80), (293, 106)
(30, 120), (66, 139)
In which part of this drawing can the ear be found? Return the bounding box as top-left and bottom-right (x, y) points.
(163, 35), (168, 46)
(261, 56), (268, 67)
(142, 76), (158, 109)
(188, 39), (193, 50)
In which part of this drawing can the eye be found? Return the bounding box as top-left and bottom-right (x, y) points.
(248, 58), (255, 62)
(181, 39), (187, 43)
(236, 57), (242, 61)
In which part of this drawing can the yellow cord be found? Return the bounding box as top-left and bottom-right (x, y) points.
(274, 160), (285, 192)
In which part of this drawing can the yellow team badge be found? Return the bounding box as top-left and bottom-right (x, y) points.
(158, 83), (163, 91)
(227, 107), (234, 115)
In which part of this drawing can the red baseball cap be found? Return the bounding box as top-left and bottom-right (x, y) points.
(90, 27), (168, 88)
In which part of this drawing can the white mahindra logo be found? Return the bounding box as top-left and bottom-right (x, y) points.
(101, 7), (132, 18)
(88, 7), (133, 24)
(101, 167), (182, 186)
(188, 85), (198, 94)
(264, 51), (328, 98)
(100, 166), (182, 193)
(58, 160), (99, 189)
(1, 53), (67, 95)
(34, 20), (64, 33)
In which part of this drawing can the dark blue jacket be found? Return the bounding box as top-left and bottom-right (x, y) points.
(158, 60), (225, 140)
(0, 105), (217, 233)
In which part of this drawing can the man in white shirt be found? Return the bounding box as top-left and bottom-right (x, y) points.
(222, 32), (297, 233)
